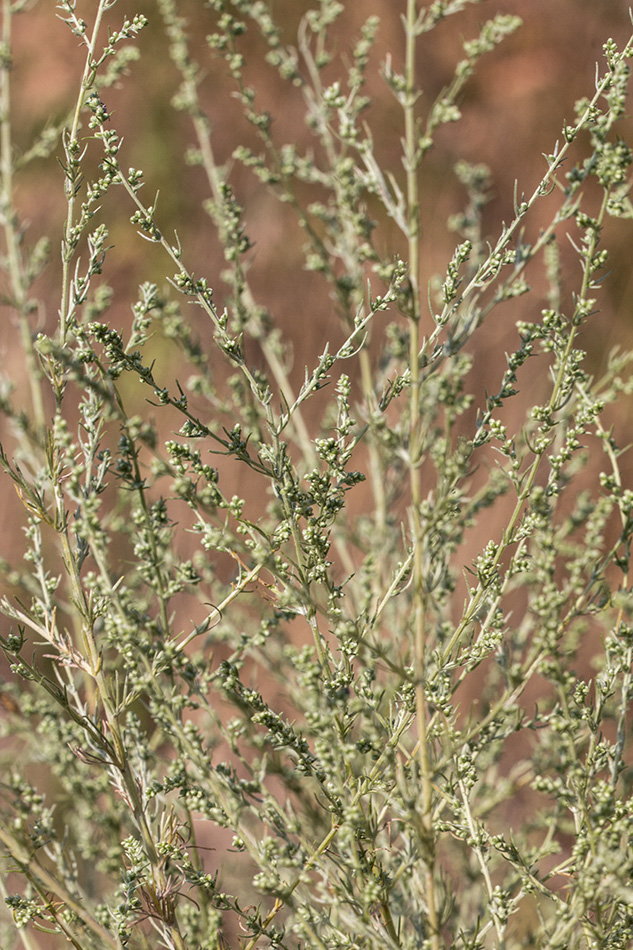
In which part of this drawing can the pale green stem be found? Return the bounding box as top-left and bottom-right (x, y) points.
(403, 2), (443, 946)
(59, 0), (111, 343)
(0, 0), (46, 435)
(0, 824), (120, 949)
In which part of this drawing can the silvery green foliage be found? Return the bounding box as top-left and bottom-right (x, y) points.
(1, 1), (633, 949)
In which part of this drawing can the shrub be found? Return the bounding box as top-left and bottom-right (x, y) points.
(1, 2), (633, 948)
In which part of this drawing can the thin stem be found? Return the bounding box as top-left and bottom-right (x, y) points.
(0, 868), (41, 950)
(59, 0), (111, 343)
(458, 777), (507, 948)
(0, 0), (46, 436)
(403, 4), (442, 944)
(0, 823), (120, 949)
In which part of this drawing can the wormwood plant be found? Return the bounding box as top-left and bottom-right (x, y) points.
(1, 0), (633, 948)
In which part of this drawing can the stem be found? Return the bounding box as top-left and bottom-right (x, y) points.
(54, 482), (188, 950)
(0, 823), (120, 949)
(59, 0), (111, 343)
(0, 868), (41, 950)
(404, 2), (443, 946)
(458, 777), (507, 948)
(0, 0), (46, 436)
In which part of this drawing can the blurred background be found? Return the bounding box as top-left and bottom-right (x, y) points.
(6, 0), (633, 355)
(3, 0), (632, 459)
